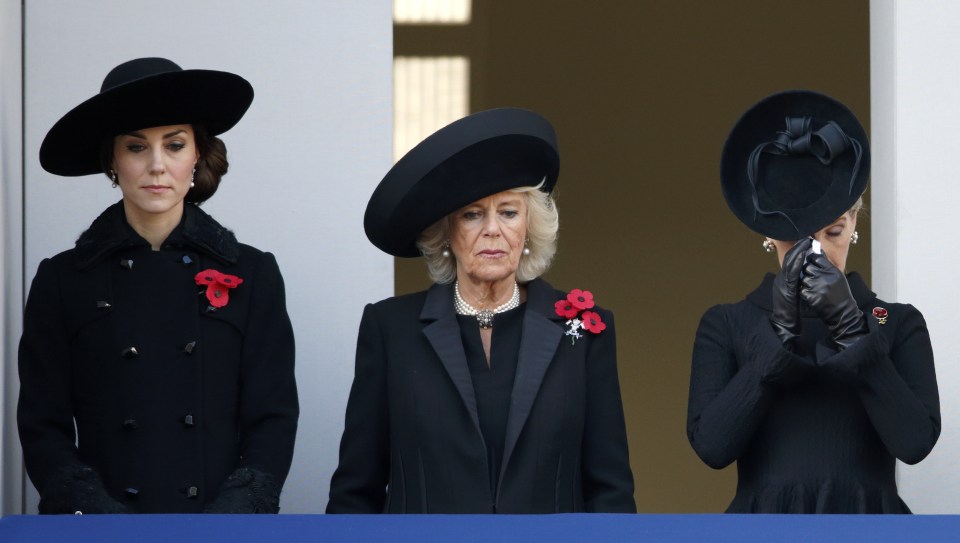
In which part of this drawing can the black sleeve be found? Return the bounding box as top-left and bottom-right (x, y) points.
(817, 304), (940, 464)
(232, 253), (299, 503)
(326, 303), (391, 513)
(580, 309), (636, 512)
(687, 305), (812, 469)
(18, 259), (126, 513)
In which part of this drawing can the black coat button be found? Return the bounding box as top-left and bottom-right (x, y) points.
(182, 341), (197, 355)
(121, 347), (139, 359)
(119, 259), (134, 270)
(183, 414), (195, 427)
(181, 255), (193, 265)
(187, 486), (198, 498)
(125, 488), (139, 498)
(122, 419), (138, 430)
(96, 301), (112, 309)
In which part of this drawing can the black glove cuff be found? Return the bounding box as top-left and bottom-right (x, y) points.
(204, 467), (280, 514)
(38, 464), (129, 515)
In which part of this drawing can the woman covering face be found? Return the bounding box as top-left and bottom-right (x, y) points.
(327, 108), (636, 513)
(687, 90), (940, 513)
(19, 58), (298, 514)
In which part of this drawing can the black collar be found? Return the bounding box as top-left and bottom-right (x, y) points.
(74, 201), (239, 269)
(746, 271), (877, 314)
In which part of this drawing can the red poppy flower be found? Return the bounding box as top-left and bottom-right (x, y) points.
(580, 310), (606, 334)
(555, 299), (579, 319)
(872, 307), (888, 324)
(195, 269), (244, 308)
(567, 289), (595, 310)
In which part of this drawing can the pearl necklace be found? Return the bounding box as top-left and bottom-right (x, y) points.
(454, 281), (520, 329)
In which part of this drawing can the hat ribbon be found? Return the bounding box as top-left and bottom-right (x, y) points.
(746, 116), (863, 235)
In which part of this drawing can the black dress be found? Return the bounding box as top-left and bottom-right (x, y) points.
(687, 272), (940, 513)
(457, 305), (523, 497)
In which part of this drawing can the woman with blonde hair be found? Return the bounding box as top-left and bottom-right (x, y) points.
(687, 90), (940, 513)
(328, 108), (635, 513)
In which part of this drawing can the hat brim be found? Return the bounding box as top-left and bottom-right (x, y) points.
(720, 90), (870, 240)
(364, 108), (559, 257)
(40, 69), (253, 176)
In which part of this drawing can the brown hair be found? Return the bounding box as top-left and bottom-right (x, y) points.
(99, 124), (229, 204)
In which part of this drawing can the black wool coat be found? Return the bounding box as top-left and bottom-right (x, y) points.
(327, 278), (636, 514)
(687, 272), (940, 513)
(18, 202), (298, 514)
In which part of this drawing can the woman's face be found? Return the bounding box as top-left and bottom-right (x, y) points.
(112, 124), (198, 223)
(449, 190), (527, 285)
(771, 210), (858, 271)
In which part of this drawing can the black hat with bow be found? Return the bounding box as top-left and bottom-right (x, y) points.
(720, 90), (870, 240)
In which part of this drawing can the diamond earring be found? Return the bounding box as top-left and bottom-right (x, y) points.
(762, 239), (775, 253)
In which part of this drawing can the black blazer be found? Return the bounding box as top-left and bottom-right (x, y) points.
(18, 202), (299, 514)
(327, 277), (635, 514)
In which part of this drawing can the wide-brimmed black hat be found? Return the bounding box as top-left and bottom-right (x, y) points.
(364, 107), (559, 257)
(40, 57), (254, 176)
(720, 90), (870, 240)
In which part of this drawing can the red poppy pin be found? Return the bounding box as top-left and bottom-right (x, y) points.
(195, 269), (244, 310)
(555, 289), (605, 345)
(872, 307), (888, 325)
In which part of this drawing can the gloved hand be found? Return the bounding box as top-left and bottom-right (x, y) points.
(770, 237), (812, 351)
(204, 467), (280, 514)
(800, 252), (867, 350)
(38, 465), (130, 514)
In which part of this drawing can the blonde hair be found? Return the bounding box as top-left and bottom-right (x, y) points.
(417, 182), (559, 284)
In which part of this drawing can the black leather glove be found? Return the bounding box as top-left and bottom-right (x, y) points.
(770, 237), (812, 351)
(800, 252), (867, 350)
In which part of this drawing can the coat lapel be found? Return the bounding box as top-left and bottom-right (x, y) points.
(497, 278), (564, 496)
(420, 283), (485, 442)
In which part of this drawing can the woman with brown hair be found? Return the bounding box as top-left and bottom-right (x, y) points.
(19, 57), (298, 514)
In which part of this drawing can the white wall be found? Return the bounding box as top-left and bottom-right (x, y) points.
(0, 0), (25, 517)
(10, 0), (393, 514)
(871, 0), (960, 513)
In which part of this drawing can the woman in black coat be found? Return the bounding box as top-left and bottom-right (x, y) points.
(687, 91), (940, 513)
(327, 108), (635, 513)
(18, 58), (298, 514)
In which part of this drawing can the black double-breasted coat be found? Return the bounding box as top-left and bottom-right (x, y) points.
(18, 202), (298, 513)
(327, 278), (635, 513)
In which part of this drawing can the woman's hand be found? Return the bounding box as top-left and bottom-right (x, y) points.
(800, 253), (867, 349)
(770, 237), (812, 351)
